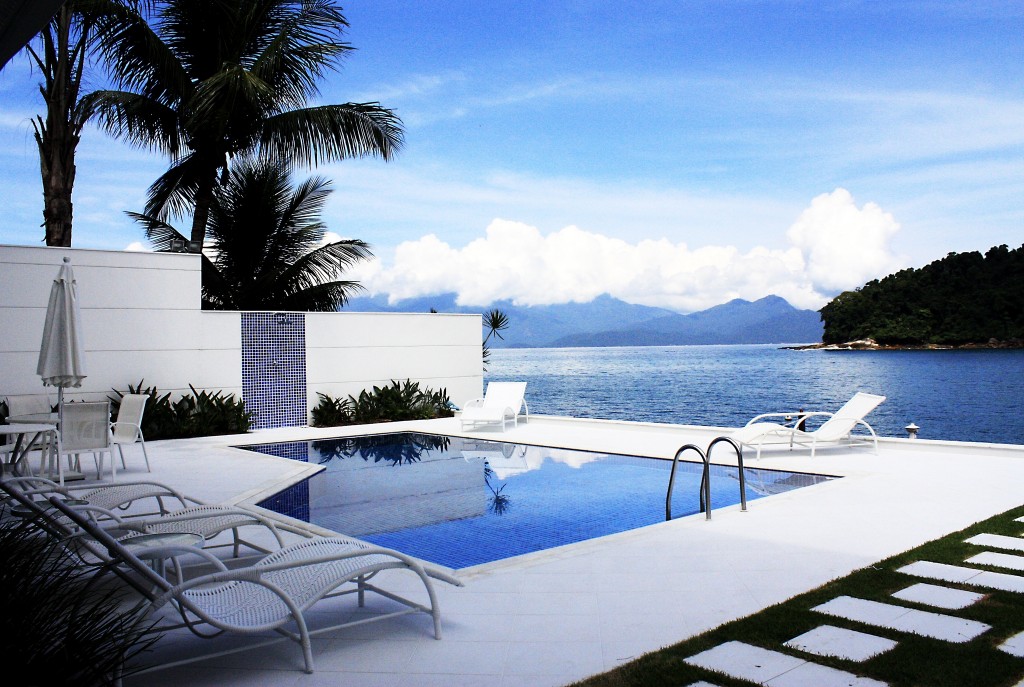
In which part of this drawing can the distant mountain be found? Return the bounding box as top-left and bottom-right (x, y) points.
(343, 293), (823, 348)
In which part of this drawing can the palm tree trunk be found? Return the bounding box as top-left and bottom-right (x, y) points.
(189, 167), (217, 246)
(31, 5), (89, 248)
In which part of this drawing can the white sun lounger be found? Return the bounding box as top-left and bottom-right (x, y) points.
(731, 392), (886, 459)
(459, 382), (529, 431)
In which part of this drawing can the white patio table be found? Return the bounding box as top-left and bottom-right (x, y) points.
(1, 422), (57, 477)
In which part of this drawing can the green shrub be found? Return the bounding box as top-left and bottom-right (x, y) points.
(111, 381), (251, 440)
(310, 380), (455, 427)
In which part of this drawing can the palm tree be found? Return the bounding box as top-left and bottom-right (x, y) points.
(131, 159), (371, 311)
(89, 0), (403, 246)
(482, 309), (510, 370)
(26, 1), (124, 246)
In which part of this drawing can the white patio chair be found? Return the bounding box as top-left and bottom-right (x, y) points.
(112, 394), (151, 472)
(731, 392), (886, 459)
(49, 496), (464, 674)
(57, 400), (116, 483)
(460, 382), (529, 431)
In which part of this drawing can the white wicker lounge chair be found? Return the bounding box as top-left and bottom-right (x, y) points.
(49, 496), (463, 674)
(460, 382), (529, 431)
(731, 392), (886, 459)
(2, 476), (285, 557)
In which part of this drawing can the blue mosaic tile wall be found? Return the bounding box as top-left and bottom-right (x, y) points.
(241, 312), (307, 429)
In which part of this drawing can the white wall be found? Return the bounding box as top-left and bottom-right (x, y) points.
(307, 311), (482, 411)
(0, 245), (482, 421)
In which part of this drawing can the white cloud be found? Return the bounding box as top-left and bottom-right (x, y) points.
(786, 188), (902, 292)
(349, 188), (903, 312)
(123, 241), (151, 252)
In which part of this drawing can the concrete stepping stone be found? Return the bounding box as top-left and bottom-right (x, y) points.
(891, 583), (983, 610)
(899, 561), (1024, 594)
(999, 630), (1024, 658)
(966, 533), (1024, 552)
(812, 596), (989, 643)
(684, 640), (887, 686)
(967, 551), (1024, 572)
(784, 624), (897, 661)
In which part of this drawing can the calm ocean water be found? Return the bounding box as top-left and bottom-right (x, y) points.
(484, 345), (1024, 445)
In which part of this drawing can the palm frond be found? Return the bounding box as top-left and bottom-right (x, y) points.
(260, 103), (404, 165)
(87, 89), (185, 155)
(144, 152), (210, 220)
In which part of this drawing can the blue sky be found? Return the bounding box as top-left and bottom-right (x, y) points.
(1, 1), (1023, 311)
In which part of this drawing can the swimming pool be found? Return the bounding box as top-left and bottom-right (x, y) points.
(243, 432), (835, 569)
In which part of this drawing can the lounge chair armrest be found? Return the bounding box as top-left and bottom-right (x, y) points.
(64, 480), (200, 507)
(463, 398), (485, 409)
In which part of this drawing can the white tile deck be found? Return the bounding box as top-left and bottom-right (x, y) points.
(1000, 631), (1024, 658)
(93, 416), (1024, 686)
(898, 561), (1024, 594)
(784, 625), (898, 661)
(966, 533), (1024, 552)
(811, 596), (989, 643)
(890, 583), (984, 610)
(966, 551), (1024, 572)
(684, 641), (887, 686)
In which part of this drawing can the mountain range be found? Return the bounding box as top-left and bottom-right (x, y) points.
(344, 293), (824, 348)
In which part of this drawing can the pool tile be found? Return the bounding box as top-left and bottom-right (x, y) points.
(812, 596), (989, 643)
(891, 583), (984, 610)
(967, 551), (1024, 571)
(966, 533), (1024, 552)
(784, 624), (898, 661)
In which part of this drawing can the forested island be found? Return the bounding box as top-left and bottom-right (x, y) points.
(818, 243), (1024, 347)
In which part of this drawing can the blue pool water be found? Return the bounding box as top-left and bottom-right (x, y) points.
(485, 345), (1024, 444)
(247, 433), (834, 569)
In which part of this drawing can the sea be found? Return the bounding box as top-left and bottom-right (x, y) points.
(483, 344), (1024, 445)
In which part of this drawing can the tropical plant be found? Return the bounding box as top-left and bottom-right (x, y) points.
(310, 392), (352, 428)
(309, 380), (455, 427)
(131, 159), (372, 310)
(0, 516), (159, 684)
(482, 308), (509, 370)
(89, 0), (403, 246)
(111, 380), (251, 439)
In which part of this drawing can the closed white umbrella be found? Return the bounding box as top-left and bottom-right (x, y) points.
(37, 256), (87, 410)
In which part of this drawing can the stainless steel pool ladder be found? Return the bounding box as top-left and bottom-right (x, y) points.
(665, 436), (746, 521)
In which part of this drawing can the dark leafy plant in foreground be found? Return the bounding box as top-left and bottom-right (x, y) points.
(0, 516), (159, 684)
(112, 380), (251, 440)
(310, 380), (455, 427)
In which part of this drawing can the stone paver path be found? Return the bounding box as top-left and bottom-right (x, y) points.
(999, 630), (1024, 658)
(898, 561), (1024, 594)
(891, 582), (984, 610)
(784, 624), (897, 661)
(684, 641), (887, 687)
(967, 551), (1024, 572)
(966, 533), (1024, 552)
(812, 596), (989, 643)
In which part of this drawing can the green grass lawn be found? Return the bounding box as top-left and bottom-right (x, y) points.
(572, 504), (1024, 687)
